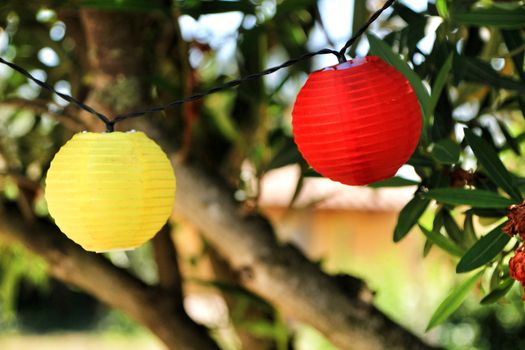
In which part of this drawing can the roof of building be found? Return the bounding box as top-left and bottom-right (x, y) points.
(259, 165), (416, 211)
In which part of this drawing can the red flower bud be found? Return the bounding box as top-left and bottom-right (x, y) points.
(509, 246), (525, 300)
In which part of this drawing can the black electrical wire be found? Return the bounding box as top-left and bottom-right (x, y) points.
(0, 0), (396, 132)
(338, 0), (396, 58)
(0, 57), (112, 127)
(112, 48), (342, 124)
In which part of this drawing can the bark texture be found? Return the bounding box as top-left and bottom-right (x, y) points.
(0, 205), (219, 350)
(172, 164), (440, 350)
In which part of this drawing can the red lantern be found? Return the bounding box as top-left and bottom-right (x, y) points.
(292, 56), (422, 186)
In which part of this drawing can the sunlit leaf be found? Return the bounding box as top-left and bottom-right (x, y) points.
(418, 224), (464, 257)
(426, 270), (484, 331)
(429, 53), (453, 117)
(436, 0), (449, 19)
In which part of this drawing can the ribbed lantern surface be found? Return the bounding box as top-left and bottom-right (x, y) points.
(45, 131), (176, 252)
(292, 56), (422, 186)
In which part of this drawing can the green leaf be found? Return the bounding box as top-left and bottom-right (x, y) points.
(442, 210), (464, 245)
(429, 53), (453, 117)
(451, 6), (525, 29)
(480, 278), (515, 305)
(423, 238), (434, 257)
(456, 223), (509, 273)
(457, 56), (525, 92)
(436, 0), (449, 19)
(502, 30), (525, 120)
(497, 120), (521, 156)
(425, 188), (514, 208)
(288, 171), (305, 208)
(408, 151), (434, 167)
(418, 224), (464, 257)
(394, 195), (431, 242)
(464, 129), (523, 202)
(463, 210), (478, 247)
(426, 270), (484, 331)
(502, 30), (525, 81)
(240, 320), (280, 339)
(489, 264), (501, 290)
(367, 34), (430, 143)
(266, 140), (302, 171)
(368, 177), (419, 188)
(431, 139), (460, 165)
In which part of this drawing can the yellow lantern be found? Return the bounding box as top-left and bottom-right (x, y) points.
(45, 131), (176, 252)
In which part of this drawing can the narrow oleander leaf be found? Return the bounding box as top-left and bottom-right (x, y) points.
(472, 208), (507, 218)
(266, 141), (302, 170)
(425, 188), (514, 209)
(442, 210), (464, 245)
(451, 6), (525, 29)
(426, 270), (484, 331)
(464, 129), (523, 202)
(498, 120), (521, 156)
(369, 177), (419, 188)
(458, 57), (525, 91)
(489, 264), (501, 290)
(394, 195), (430, 242)
(408, 151), (434, 167)
(456, 223), (509, 273)
(480, 278), (515, 305)
(463, 211), (478, 247)
(418, 224), (464, 257)
(431, 138), (460, 165)
(287, 172), (305, 209)
(436, 0), (449, 18)
(423, 238), (434, 257)
(429, 53), (453, 116)
(367, 33), (430, 143)
(501, 29), (525, 120)
(502, 30), (525, 81)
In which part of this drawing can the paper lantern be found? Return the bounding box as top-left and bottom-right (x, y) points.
(45, 131), (176, 252)
(292, 56), (422, 186)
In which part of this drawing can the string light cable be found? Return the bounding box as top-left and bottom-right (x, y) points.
(0, 0), (396, 132)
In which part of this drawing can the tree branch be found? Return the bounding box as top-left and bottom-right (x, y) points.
(152, 223), (184, 303)
(172, 163), (440, 350)
(0, 204), (219, 350)
(0, 98), (85, 131)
